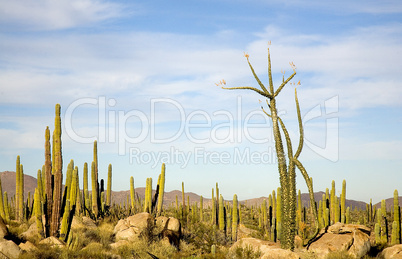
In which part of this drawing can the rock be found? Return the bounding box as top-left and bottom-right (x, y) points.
(154, 216), (169, 235)
(0, 216), (8, 239)
(166, 217), (180, 233)
(19, 241), (38, 252)
(114, 212), (153, 241)
(230, 237), (300, 259)
(308, 223), (371, 258)
(20, 222), (41, 241)
(0, 240), (22, 259)
(39, 236), (66, 248)
(71, 216), (97, 230)
(380, 244), (402, 259)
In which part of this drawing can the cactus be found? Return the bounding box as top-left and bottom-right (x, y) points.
(346, 207), (350, 224)
(232, 194), (238, 241)
(375, 222), (381, 244)
(200, 195), (204, 222)
(334, 197), (340, 223)
(34, 188), (44, 237)
(182, 182), (185, 218)
(392, 221), (399, 245)
(262, 199), (267, 229)
(15, 156), (24, 221)
(59, 200), (70, 241)
(91, 161), (98, 218)
(211, 188), (216, 225)
(157, 163), (165, 216)
(51, 104), (63, 237)
(221, 48), (318, 249)
(394, 190), (401, 244)
(380, 202), (388, 244)
(218, 195), (225, 233)
(130, 176), (135, 213)
(330, 180), (335, 224)
(106, 164), (112, 206)
(324, 208), (330, 228)
(271, 217), (277, 242)
(44, 126), (52, 236)
(0, 178), (5, 221)
(3, 192), (10, 223)
(341, 180), (346, 223)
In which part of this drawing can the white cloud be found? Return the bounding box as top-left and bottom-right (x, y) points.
(0, 0), (123, 30)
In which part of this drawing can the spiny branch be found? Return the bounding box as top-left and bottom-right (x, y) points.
(274, 70), (296, 97)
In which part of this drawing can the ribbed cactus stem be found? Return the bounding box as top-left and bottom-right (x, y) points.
(130, 176), (135, 212)
(330, 180), (335, 225)
(341, 179), (346, 223)
(211, 188), (215, 225)
(106, 164), (112, 206)
(18, 164), (24, 221)
(51, 104), (63, 237)
(59, 199), (70, 241)
(157, 163), (165, 216)
(44, 126), (52, 237)
(0, 178), (5, 221)
(3, 192), (9, 222)
(345, 207), (350, 224)
(200, 196), (203, 222)
(394, 190), (401, 244)
(15, 156), (20, 221)
(69, 167), (78, 209)
(34, 188), (44, 237)
(218, 195), (225, 232)
(232, 194), (238, 241)
(91, 161), (98, 217)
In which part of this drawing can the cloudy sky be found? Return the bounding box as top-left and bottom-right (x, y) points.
(1, 0), (402, 203)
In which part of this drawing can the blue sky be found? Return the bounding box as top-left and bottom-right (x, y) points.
(1, 0), (402, 204)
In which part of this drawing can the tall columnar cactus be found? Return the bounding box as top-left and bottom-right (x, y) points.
(0, 178), (5, 221)
(200, 195), (204, 222)
(381, 200), (388, 244)
(157, 163), (166, 216)
(341, 180), (346, 223)
(91, 161), (98, 217)
(51, 104), (63, 237)
(346, 207), (350, 224)
(276, 187), (282, 241)
(3, 192), (10, 223)
(182, 182), (185, 218)
(394, 190), (401, 244)
(219, 195), (225, 232)
(262, 199), (267, 229)
(330, 180), (336, 224)
(92, 141), (100, 217)
(83, 162), (89, 214)
(106, 164), (112, 206)
(18, 164), (24, 221)
(34, 188), (44, 237)
(15, 156), (20, 221)
(130, 176), (135, 212)
(221, 47), (318, 249)
(232, 194), (238, 241)
(211, 188), (216, 225)
(44, 126), (53, 236)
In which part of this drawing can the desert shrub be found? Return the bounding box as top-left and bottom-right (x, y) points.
(227, 244), (261, 259)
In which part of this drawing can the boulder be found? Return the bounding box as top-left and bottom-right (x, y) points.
(114, 212), (153, 241)
(19, 241), (38, 252)
(110, 240), (130, 250)
(0, 240), (22, 259)
(39, 236), (66, 248)
(230, 237), (300, 259)
(308, 223), (371, 258)
(20, 222), (41, 241)
(380, 244), (402, 259)
(71, 216), (97, 230)
(0, 216), (8, 239)
(154, 216), (169, 235)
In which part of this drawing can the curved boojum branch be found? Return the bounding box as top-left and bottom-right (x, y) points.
(294, 88), (304, 159)
(221, 86), (272, 99)
(245, 56), (271, 96)
(274, 70), (296, 97)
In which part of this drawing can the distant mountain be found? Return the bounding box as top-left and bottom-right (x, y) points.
(243, 191), (367, 210)
(374, 197), (402, 210)
(0, 171), (371, 210)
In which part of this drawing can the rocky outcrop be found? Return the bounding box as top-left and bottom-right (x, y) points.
(0, 240), (22, 259)
(113, 212), (181, 248)
(379, 244), (402, 259)
(307, 223), (371, 258)
(230, 237), (300, 259)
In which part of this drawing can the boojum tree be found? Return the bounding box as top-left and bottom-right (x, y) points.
(219, 44), (318, 250)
